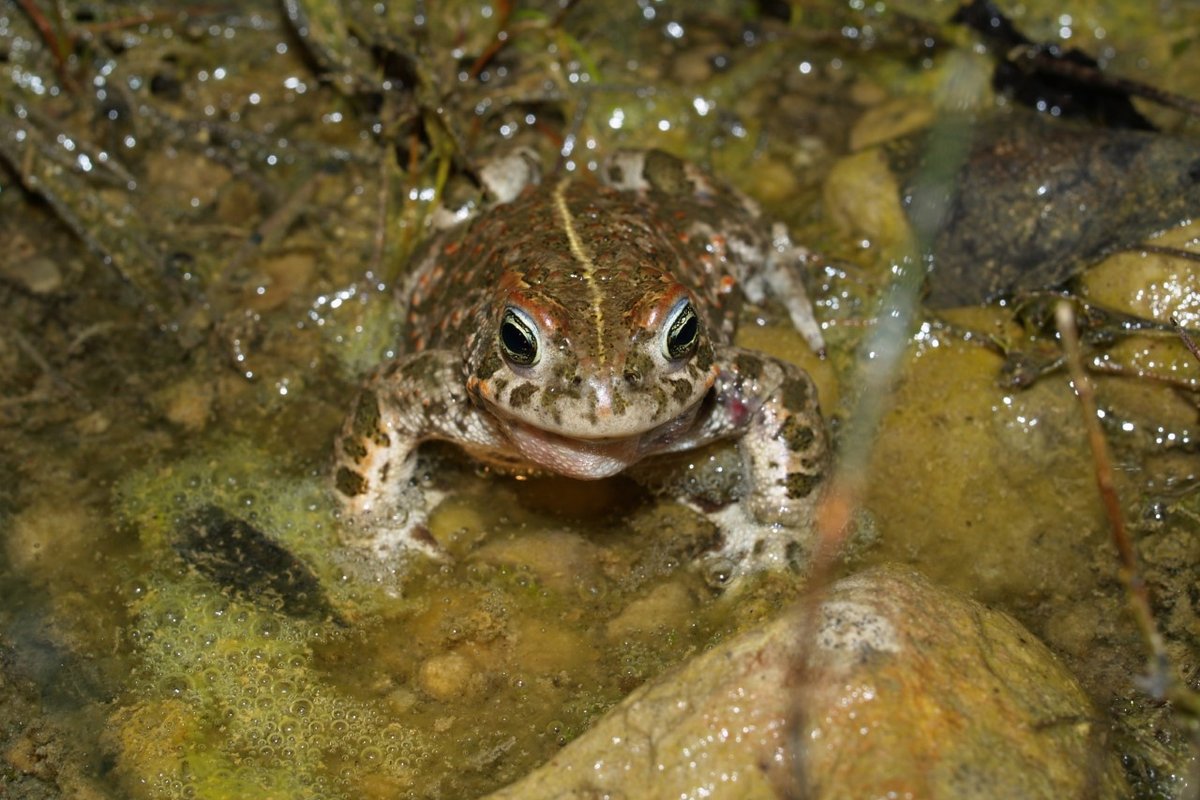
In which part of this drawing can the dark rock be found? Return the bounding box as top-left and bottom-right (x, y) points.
(888, 115), (1200, 307)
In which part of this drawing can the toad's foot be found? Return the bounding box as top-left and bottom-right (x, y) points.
(745, 222), (826, 355)
(690, 501), (816, 579)
(337, 480), (448, 561)
(333, 350), (508, 560)
(659, 346), (829, 578)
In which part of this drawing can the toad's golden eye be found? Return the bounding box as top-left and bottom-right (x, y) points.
(499, 307), (540, 367)
(663, 299), (699, 361)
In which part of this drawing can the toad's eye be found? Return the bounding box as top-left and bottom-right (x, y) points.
(663, 299), (699, 361)
(499, 307), (540, 367)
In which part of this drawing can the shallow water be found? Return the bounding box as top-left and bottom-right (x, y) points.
(1, 1), (1198, 798)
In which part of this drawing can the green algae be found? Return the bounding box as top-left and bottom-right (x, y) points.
(111, 444), (427, 797)
(107, 440), (786, 799)
(113, 577), (433, 799)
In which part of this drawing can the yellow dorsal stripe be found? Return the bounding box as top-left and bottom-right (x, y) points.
(553, 178), (606, 364)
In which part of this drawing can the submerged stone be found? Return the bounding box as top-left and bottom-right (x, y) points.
(892, 114), (1200, 307)
(828, 112), (1200, 308)
(485, 565), (1127, 799)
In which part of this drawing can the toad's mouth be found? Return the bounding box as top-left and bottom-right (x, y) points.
(491, 401), (707, 480)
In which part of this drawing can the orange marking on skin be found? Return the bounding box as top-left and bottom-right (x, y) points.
(498, 271), (524, 290)
(468, 376), (492, 400)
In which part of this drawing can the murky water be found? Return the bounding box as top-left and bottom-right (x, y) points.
(1, 1), (1198, 798)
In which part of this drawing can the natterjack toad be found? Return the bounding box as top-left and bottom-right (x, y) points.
(334, 150), (828, 574)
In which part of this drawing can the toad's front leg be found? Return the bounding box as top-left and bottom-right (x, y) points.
(333, 350), (505, 557)
(693, 346), (831, 568)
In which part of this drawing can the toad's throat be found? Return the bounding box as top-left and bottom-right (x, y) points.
(489, 402), (706, 480)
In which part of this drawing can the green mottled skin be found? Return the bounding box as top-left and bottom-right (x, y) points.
(335, 150), (829, 572)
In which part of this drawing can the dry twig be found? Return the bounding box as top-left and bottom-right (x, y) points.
(1011, 45), (1200, 119)
(1057, 301), (1200, 717)
(1173, 316), (1200, 363)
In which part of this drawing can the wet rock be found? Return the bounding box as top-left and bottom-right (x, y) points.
(604, 581), (696, 642)
(822, 147), (913, 261)
(849, 96), (934, 151)
(214, 180), (263, 227)
(418, 651), (484, 702)
(245, 252), (316, 312)
(7, 502), (91, 577)
(1, 256), (63, 295)
(514, 620), (597, 676)
(485, 566), (1127, 799)
(142, 151), (232, 211)
(830, 113), (1200, 308)
(670, 44), (723, 85)
(1079, 218), (1200, 328)
(887, 114), (1200, 307)
(793, 568), (1126, 797)
(470, 531), (605, 595)
(863, 332), (1102, 604)
(73, 410), (111, 436)
(155, 377), (215, 432)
